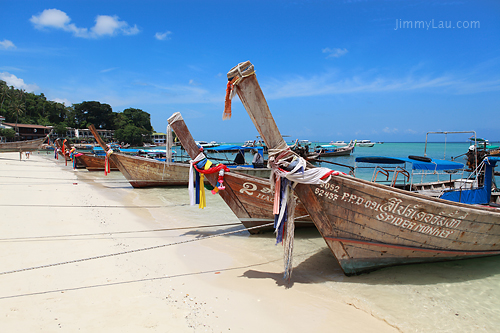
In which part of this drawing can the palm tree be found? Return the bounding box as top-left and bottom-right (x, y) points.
(0, 81), (9, 110)
(9, 91), (25, 139)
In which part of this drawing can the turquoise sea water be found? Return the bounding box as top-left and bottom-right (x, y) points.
(170, 141), (498, 185)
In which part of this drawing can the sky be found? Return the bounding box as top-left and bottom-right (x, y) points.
(1, 0), (499, 143)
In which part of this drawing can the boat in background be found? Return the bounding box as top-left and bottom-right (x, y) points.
(289, 139), (320, 160)
(315, 140), (355, 157)
(356, 139), (375, 147)
(89, 124), (191, 188)
(330, 140), (348, 147)
(354, 156), (468, 198)
(76, 153), (119, 172)
(466, 136), (500, 170)
(226, 60), (500, 276)
(195, 141), (220, 148)
(0, 132), (50, 159)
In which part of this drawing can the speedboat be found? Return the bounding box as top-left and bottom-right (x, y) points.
(330, 140), (348, 147)
(356, 139), (375, 147)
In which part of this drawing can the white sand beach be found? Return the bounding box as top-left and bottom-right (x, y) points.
(0, 151), (398, 332)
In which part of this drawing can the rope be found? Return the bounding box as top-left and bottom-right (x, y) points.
(0, 203), (187, 208)
(189, 152), (206, 206)
(0, 222), (274, 276)
(166, 124), (173, 167)
(0, 222), (244, 241)
(104, 148), (113, 175)
(223, 61), (256, 120)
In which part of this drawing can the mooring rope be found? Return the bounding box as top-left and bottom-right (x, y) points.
(0, 222), (244, 241)
(0, 222), (274, 276)
(0, 203), (183, 207)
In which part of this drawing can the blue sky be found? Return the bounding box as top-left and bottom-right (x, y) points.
(1, 0), (499, 142)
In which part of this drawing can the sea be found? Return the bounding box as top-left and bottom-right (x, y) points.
(171, 141), (499, 186)
(94, 141), (500, 332)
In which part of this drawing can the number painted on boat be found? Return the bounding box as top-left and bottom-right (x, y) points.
(313, 181), (470, 239)
(315, 188), (339, 201)
(240, 182), (275, 203)
(319, 182), (340, 192)
(240, 182), (257, 195)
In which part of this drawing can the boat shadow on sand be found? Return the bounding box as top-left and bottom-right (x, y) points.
(241, 248), (500, 288)
(181, 224), (500, 287)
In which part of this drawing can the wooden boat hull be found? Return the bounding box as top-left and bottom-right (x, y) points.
(228, 166), (271, 179)
(0, 136), (46, 152)
(109, 153), (191, 188)
(167, 112), (314, 233)
(55, 139), (86, 168)
(229, 61), (500, 274)
(88, 124), (190, 188)
(317, 146), (354, 157)
(294, 175), (500, 275)
(76, 154), (119, 172)
(205, 169), (313, 233)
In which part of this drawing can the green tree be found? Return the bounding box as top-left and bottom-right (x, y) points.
(120, 108), (152, 131)
(112, 108), (153, 145)
(0, 128), (15, 140)
(0, 80), (9, 111)
(114, 124), (149, 146)
(9, 91), (25, 136)
(54, 123), (68, 137)
(73, 101), (114, 129)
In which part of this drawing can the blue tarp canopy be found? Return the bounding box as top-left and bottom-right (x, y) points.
(440, 156), (499, 204)
(486, 156), (500, 165)
(355, 156), (464, 171)
(203, 145), (256, 152)
(92, 147), (142, 154)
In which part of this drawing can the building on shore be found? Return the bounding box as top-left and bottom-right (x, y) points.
(0, 117), (114, 142)
(152, 132), (166, 145)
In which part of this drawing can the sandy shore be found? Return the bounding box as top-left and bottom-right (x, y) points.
(0, 151), (399, 332)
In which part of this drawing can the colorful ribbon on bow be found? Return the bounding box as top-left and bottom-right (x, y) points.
(189, 153), (230, 209)
(104, 148), (113, 175)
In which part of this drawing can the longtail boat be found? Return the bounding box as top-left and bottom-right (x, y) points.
(167, 112), (314, 233)
(315, 142), (355, 157)
(54, 139), (70, 160)
(226, 61), (500, 276)
(56, 138), (87, 169)
(0, 133), (50, 159)
(88, 124), (191, 187)
(76, 153), (119, 172)
(57, 138), (112, 171)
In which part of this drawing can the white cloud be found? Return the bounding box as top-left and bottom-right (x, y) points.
(52, 97), (71, 106)
(100, 67), (119, 73)
(30, 9), (139, 38)
(323, 47), (349, 58)
(265, 68), (500, 99)
(0, 72), (39, 92)
(123, 25), (140, 36)
(155, 31), (172, 40)
(383, 127), (399, 133)
(30, 8), (70, 29)
(0, 39), (16, 50)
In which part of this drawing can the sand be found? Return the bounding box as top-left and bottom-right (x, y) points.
(0, 151), (399, 332)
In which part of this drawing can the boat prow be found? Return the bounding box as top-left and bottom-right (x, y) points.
(226, 60), (500, 276)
